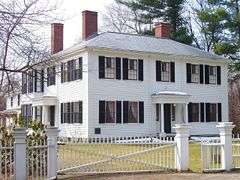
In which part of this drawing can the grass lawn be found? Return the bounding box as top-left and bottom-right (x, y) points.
(58, 142), (203, 173)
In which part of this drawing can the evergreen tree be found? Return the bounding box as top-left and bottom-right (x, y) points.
(117, 0), (193, 44)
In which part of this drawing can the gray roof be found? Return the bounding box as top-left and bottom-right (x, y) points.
(65, 32), (224, 60)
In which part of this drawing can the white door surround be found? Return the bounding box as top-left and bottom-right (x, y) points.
(152, 91), (191, 134)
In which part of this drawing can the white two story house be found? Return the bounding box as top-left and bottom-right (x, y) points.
(6, 10), (228, 137)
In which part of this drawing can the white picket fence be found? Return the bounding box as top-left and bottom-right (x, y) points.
(232, 134), (240, 169)
(201, 139), (223, 172)
(1, 123), (240, 179)
(57, 136), (177, 174)
(0, 128), (59, 180)
(0, 139), (14, 179)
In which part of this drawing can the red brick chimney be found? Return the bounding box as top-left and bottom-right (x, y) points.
(155, 22), (171, 38)
(51, 23), (63, 54)
(82, 10), (98, 40)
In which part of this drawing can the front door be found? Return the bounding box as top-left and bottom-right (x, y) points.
(49, 106), (55, 126)
(164, 104), (172, 133)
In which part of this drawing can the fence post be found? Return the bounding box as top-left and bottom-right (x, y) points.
(217, 122), (235, 171)
(13, 128), (27, 180)
(46, 127), (59, 179)
(174, 124), (191, 171)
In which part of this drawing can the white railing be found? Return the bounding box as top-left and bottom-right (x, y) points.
(0, 128), (59, 180)
(0, 138), (14, 180)
(232, 134), (240, 169)
(201, 139), (224, 172)
(27, 138), (48, 179)
(57, 136), (177, 174)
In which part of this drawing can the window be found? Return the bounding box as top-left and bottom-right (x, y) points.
(191, 64), (200, 83)
(35, 70), (44, 92)
(21, 104), (32, 127)
(34, 106), (42, 122)
(128, 59), (138, 80)
(47, 66), (56, 86)
(206, 103), (217, 122)
(105, 57), (116, 79)
(22, 73), (28, 94)
(17, 94), (20, 106)
(128, 102), (138, 123)
(10, 97), (13, 107)
(209, 66), (217, 84)
(189, 103), (200, 122)
(161, 62), (170, 82)
(61, 58), (82, 83)
(105, 101), (116, 123)
(28, 71), (33, 93)
(61, 101), (82, 124)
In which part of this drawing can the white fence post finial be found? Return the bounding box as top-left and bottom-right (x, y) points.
(173, 124), (191, 171)
(217, 122), (235, 171)
(46, 127), (60, 179)
(13, 128), (27, 180)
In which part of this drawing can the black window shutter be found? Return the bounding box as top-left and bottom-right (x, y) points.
(79, 57), (83, 79)
(79, 101), (83, 123)
(61, 63), (64, 83)
(156, 61), (162, 81)
(138, 59), (144, 81)
(200, 64), (204, 84)
(186, 63), (191, 83)
(200, 103), (205, 122)
(41, 70), (44, 92)
(123, 101), (129, 123)
(34, 70), (37, 92)
(123, 58), (128, 80)
(170, 62), (175, 82)
(99, 56), (105, 79)
(116, 57), (121, 80)
(47, 68), (49, 86)
(206, 103), (210, 122)
(139, 101), (144, 123)
(70, 102), (74, 123)
(116, 101), (122, 123)
(217, 66), (221, 85)
(61, 103), (63, 123)
(188, 103), (192, 122)
(99, 101), (105, 124)
(218, 103), (222, 122)
(205, 65), (209, 84)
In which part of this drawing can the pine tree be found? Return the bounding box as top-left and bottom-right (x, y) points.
(117, 0), (193, 44)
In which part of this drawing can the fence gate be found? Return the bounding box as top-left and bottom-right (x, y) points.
(200, 139), (223, 172)
(57, 136), (177, 175)
(233, 134), (240, 169)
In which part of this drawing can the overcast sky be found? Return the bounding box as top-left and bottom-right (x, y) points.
(52, 0), (113, 48)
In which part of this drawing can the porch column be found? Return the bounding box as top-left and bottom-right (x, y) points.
(42, 105), (49, 126)
(185, 103), (188, 124)
(160, 103), (164, 133)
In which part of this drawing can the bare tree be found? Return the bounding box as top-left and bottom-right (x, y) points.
(102, 1), (148, 34)
(0, 0), (61, 96)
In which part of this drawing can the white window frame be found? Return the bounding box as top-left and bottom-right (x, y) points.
(105, 57), (116, 79)
(128, 59), (138, 80)
(209, 66), (217, 84)
(161, 62), (170, 82)
(191, 64), (200, 83)
(127, 101), (139, 123)
(105, 101), (116, 123)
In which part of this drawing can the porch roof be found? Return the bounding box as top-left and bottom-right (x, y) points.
(151, 91), (190, 104)
(32, 95), (58, 106)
